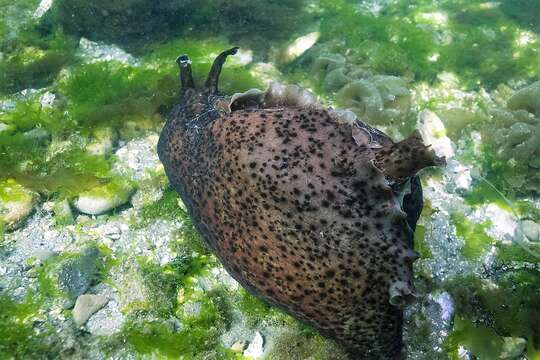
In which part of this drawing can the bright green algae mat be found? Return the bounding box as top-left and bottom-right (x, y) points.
(1, 0), (540, 359)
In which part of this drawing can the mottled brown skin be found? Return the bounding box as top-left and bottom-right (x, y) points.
(158, 49), (442, 359)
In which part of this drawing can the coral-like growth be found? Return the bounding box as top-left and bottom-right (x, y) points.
(481, 81), (540, 193)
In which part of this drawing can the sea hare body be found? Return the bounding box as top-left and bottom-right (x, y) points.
(158, 48), (443, 359)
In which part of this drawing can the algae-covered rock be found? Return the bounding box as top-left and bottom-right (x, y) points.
(73, 177), (134, 215)
(0, 179), (38, 231)
(57, 246), (103, 306)
(52, 198), (74, 226)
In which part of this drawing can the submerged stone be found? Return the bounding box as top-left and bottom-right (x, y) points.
(73, 179), (133, 215)
(0, 179), (38, 231)
(58, 246), (102, 307)
(72, 294), (109, 326)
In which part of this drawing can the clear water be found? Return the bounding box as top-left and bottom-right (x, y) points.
(0, 0), (539, 359)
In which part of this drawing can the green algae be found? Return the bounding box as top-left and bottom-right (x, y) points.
(0, 27), (77, 94)
(138, 252), (210, 317)
(58, 61), (176, 130)
(451, 213), (494, 259)
(264, 329), (348, 360)
(124, 259), (240, 359)
(318, 0), (436, 79)
(315, 0), (540, 89)
(122, 315), (242, 360)
(445, 270), (540, 359)
(445, 316), (506, 359)
(414, 224), (433, 259)
(235, 289), (293, 329)
(0, 292), (58, 358)
(138, 188), (186, 226)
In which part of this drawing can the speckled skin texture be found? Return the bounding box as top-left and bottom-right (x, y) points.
(158, 49), (442, 360)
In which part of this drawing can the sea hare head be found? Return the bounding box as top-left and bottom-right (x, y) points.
(158, 48), (445, 360)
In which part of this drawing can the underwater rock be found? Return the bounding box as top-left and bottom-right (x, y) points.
(51, 0), (190, 44)
(72, 294), (109, 326)
(86, 299), (125, 336)
(73, 178), (134, 215)
(77, 38), (139, 65)
(0, 179), (38, 230)
(275, 32), (320, 64)
(158, 48), (444, 359)
(58, 246), (102, 307)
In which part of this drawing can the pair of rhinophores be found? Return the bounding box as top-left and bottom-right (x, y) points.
(157, 47), (444, 359)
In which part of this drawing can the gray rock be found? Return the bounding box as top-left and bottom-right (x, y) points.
(58, 246), (102, 307)
(86, 300), (125, 336)
(521, 220), (539, 242)
(73, 294), (109, 326)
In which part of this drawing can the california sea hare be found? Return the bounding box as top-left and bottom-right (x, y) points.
(158, 48), (444, 359)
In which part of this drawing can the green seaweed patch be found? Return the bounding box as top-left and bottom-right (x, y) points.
(318, 0), (437, 79)
(0, 28), (77, 94)
(0, 95), (64, 133)
(121, 287), (238, 359)
(316, 0), (540, 89)
(58, 61), (177, 130)
(451, 213), (494, 259)
(445, 271), (540, 358)
(122, 317), (242, 359)
(445, 316), (505, 359)
(138, 252), (210, 317)
(496, 242), (540, 265)
(0, 95), (124, 196)
(137, 187), (210, 255)
(265, 328), (348, 360)
(0, 291), (57, 358)
(138, 188), (185, 226)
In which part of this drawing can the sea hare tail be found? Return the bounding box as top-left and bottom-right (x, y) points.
(373, 130), (445, 182)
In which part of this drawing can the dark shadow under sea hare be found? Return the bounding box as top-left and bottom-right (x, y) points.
(158, 48), (445, 360)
